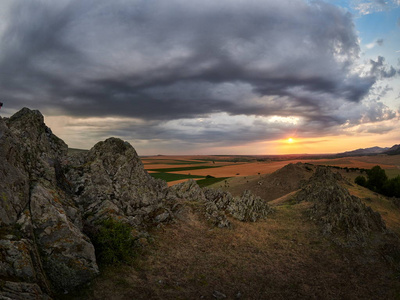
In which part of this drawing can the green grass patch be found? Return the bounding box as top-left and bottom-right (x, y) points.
(148, 166), (220, 173)
(196, 177), (229, 188)
(91, 219), (138, 266)
(150, 173), (205, 182)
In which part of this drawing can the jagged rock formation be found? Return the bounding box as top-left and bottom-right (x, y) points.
(297, 167), (387, 246)
(168, 180), (271, 227)
(65, 137), (170, 228)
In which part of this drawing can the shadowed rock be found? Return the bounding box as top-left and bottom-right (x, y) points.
(0, 108), (98, 298)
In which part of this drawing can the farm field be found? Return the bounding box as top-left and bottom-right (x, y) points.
(142, 155), (400, 187)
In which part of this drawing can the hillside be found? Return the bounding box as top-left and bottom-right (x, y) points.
(336, 146), (389, 157)
(1, 108), (400, 299)
(385, 144), (400, 155)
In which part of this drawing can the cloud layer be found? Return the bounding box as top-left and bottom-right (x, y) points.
(0, 0), (398, 150)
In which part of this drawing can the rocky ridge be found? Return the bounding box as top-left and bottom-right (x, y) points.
(0, 108), (270, 299)
(296, 166), (390, 246)
(169, 179), (272, 227)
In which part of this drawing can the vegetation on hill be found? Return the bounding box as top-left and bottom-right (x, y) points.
(355, 165), (400, 198)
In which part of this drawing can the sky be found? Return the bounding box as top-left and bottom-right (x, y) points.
(0, 0), (399, 155)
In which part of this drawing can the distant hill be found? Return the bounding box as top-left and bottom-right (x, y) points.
(336, 146), (389, 157)
(384, 144), (400, 155)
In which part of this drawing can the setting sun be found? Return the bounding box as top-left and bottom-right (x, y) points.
(287, 138), (294, 143)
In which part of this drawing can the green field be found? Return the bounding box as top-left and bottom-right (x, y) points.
(149, 173), (205, 182)
(148, 165), (220, 173)
(196, 177), (229, 188)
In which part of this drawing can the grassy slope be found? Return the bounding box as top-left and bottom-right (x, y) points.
(68, 198), (400, 300)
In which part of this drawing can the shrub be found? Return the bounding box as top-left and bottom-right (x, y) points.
(355, 175), (367, 187)
(91, 219), (137, 265)
(382, 176), (400, 198)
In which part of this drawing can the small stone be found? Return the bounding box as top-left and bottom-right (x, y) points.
(213, 290), (227, 299)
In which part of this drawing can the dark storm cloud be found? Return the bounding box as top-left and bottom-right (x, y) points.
(0, 0), (397, 146)
(369, 56), (398, 78)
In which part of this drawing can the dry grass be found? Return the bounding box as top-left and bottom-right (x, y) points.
(346, 182), (400, 236)
(69, 199), (400, 300)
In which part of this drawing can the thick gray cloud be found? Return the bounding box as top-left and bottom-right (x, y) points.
(0, 0), (398, 148)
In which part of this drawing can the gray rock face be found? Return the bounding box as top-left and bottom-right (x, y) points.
(169, 180), (271, 227)
(0, 109), (98, 298)
(204, 188), (271, 227)
(0, 117), (30, 226)
(29, 184), (98, 291)
(66, 137), (169, 227)
(297, 167), (387, 245)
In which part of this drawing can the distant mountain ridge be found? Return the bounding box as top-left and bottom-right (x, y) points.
(384, 144), (400, 155)
(337, 146), (389, 157)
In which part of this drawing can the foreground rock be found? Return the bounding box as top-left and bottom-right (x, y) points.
(0, 108), (99, 298)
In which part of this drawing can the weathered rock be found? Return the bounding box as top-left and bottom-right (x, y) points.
(29, 184), (98, 292)
(0, 108), (99, 297)
(0, 281), (51, 300)
(297, 166), (387, 245)
(168, 179), (206, 202)
(169, 180), (271, 227)
(0, 117), (30, 226)
(204, 188), (271, 226)
(66, 137), (169, 227)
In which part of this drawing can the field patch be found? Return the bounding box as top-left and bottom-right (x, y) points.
(149, 173), (205, 182)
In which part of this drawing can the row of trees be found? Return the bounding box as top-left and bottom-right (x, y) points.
(355, 165), (400, 198)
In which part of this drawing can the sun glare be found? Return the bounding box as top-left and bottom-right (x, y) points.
(287, 138), (294, 143)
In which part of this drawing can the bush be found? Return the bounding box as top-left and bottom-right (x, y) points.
(355, 175), (367, 187)
(382, 176), (400, 198)
(366, 165), (387, 192)
(91, 219), (137, 265)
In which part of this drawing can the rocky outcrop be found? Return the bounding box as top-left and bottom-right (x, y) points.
(0, 108), (182, 298)
(297, 167), (387, 245)
(0, 109), (98, 298)
(204, 188), (272, 227)
(65, 137), (169, 228)
(169, 180), (271, 227)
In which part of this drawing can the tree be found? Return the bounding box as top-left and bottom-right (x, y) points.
(382, 176), (400, 198)
(366, 165), (388, 192)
